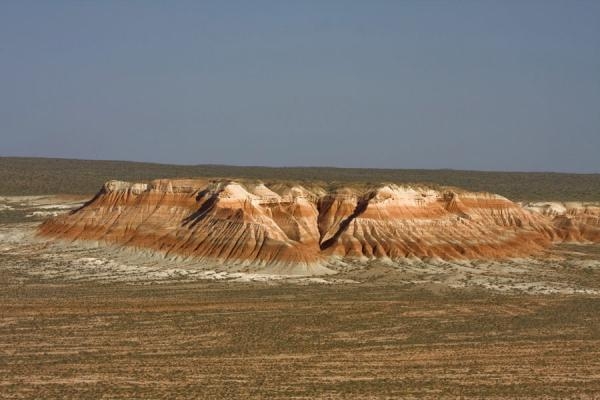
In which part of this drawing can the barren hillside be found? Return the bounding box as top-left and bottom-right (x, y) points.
(39, 179), (600, 272)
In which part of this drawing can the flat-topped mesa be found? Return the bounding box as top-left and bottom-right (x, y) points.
(38, 178), (595, 273)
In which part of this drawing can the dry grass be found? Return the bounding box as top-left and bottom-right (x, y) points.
(1, 277), (600, 399)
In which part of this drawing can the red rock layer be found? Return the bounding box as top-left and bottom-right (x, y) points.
(523, 202), (600, 242)
(39, 179), (588, 269)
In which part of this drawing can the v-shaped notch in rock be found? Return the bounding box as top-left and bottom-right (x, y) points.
(319, 192), (375, 251)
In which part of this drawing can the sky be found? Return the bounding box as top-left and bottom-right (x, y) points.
(1, 1), (599, 172)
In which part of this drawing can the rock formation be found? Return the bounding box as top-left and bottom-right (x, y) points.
(523, 202), (600, 242)
(38, 179), (600, 273)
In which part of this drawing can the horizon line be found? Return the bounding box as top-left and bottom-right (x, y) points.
(1, 155), (599, 176)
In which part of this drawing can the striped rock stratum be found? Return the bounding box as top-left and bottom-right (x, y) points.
(38, 179), (600, 274)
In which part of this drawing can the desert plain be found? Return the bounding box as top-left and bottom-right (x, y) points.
(2, 159), (600, 399)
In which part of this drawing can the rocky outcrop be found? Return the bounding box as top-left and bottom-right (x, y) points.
(38, 179), (597, 273)
(523, 202), (600, 242)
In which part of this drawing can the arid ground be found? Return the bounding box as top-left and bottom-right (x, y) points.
(2, 194), (600, 399)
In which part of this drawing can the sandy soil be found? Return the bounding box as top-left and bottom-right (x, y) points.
(1, 278), (600, 399)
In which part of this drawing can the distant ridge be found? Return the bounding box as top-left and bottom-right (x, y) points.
(1, 156), (600, 201)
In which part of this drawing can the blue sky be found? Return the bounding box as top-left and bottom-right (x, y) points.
(1, 1), (599, 172)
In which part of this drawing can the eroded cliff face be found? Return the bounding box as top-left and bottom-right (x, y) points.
(38, 179), (596, 272)
(523, 202), (600, 242)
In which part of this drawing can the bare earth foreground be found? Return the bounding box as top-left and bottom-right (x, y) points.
(2, 195), (600, 399)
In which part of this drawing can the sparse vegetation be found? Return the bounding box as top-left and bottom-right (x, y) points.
(1, 156), (599, 201)
(1, 278), (600, 398)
